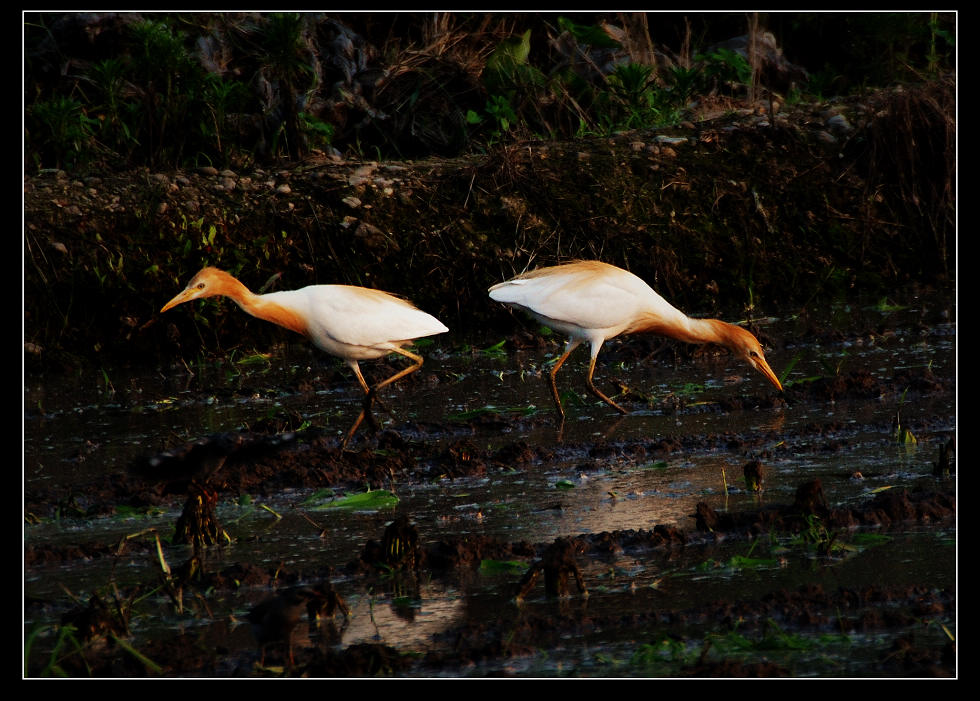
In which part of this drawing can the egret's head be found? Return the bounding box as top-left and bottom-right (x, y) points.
(160, 267), (233, 313)
(724, 324), (783, 392)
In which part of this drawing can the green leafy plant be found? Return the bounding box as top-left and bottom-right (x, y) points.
(698, 47), (753, 97)
(664, 64), (704, 105)
(26, 96), (99, 170)
(892, 390), (917, 444)
(485, 95), (517, 133)
(202, 74), (252, 164)
(556, 16), (621, 49)
(449, 405), (538, 421)
(127, 19), (210, 166)
(926, 12), (955, 74)
(479, 559), (527, 575)
(311, 489), (400, 512)
(629, 636), (695, 671)
(777, 351), (806, 388)
(299, 111), (335, 151)
(795, 514), (853, 557)
(699, 538), (780, 572)
(25, 623), (86, 677)
(482, 29), (540, 97)
(601, 63), (661, 129)
(251, 13), (314, 159)
(479, 339), (508, 360)
(85, 58), (137, 157)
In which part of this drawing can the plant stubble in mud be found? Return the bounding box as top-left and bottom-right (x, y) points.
(24, 303), (955, 677)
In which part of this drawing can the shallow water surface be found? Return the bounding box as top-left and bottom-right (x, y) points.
(24, 296), (956, 677)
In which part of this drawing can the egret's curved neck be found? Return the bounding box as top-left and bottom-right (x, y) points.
(209, 272), (256, 309)
(212, 272), (309, 337)
(631, 313), (733, 348)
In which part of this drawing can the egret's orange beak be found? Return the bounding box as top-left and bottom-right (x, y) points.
(161, 287), (198, 314)
(753, 356), (783, 392)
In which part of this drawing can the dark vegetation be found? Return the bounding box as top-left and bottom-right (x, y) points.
(24, 13), (954, 168)
(23, 12), (955, 372)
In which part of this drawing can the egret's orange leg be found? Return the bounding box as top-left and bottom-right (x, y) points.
(345, 364), (394, 423)
(585, 354), (628, 415)
(344, 363), (377, 439)
(549, 341), (628, 418)
(341, 348), (425, 450)
(548, 341), (580, 420)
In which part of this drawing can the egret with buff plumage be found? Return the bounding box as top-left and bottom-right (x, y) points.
(488, 260), (782, 419)
(161, 267), (448, 448)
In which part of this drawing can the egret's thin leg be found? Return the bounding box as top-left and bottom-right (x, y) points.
(585, 352), (628, 415)
(340, 349), (426, 450)
(340, 362), (372, 450)
(548, 340), (581, 420)
(371, 347), (425, 392)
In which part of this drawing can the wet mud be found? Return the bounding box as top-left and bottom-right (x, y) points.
(25, 355), (955, 677)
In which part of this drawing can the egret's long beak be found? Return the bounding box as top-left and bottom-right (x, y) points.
(161, 287), (197, 314)
(753, 356), (783, 392)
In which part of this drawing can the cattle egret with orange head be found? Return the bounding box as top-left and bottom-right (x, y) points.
(488, 260), (782, 418)
(161, 267), (448, 447)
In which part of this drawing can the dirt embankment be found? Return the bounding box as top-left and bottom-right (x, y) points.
(24, 79), (955, 372)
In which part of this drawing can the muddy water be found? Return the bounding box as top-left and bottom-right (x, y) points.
(24, 295), (956, 677)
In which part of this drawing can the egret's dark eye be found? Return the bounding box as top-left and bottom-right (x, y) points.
(197, 283), (206, 289)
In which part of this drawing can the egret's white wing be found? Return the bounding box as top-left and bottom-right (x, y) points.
(267, 285), (447, 351)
